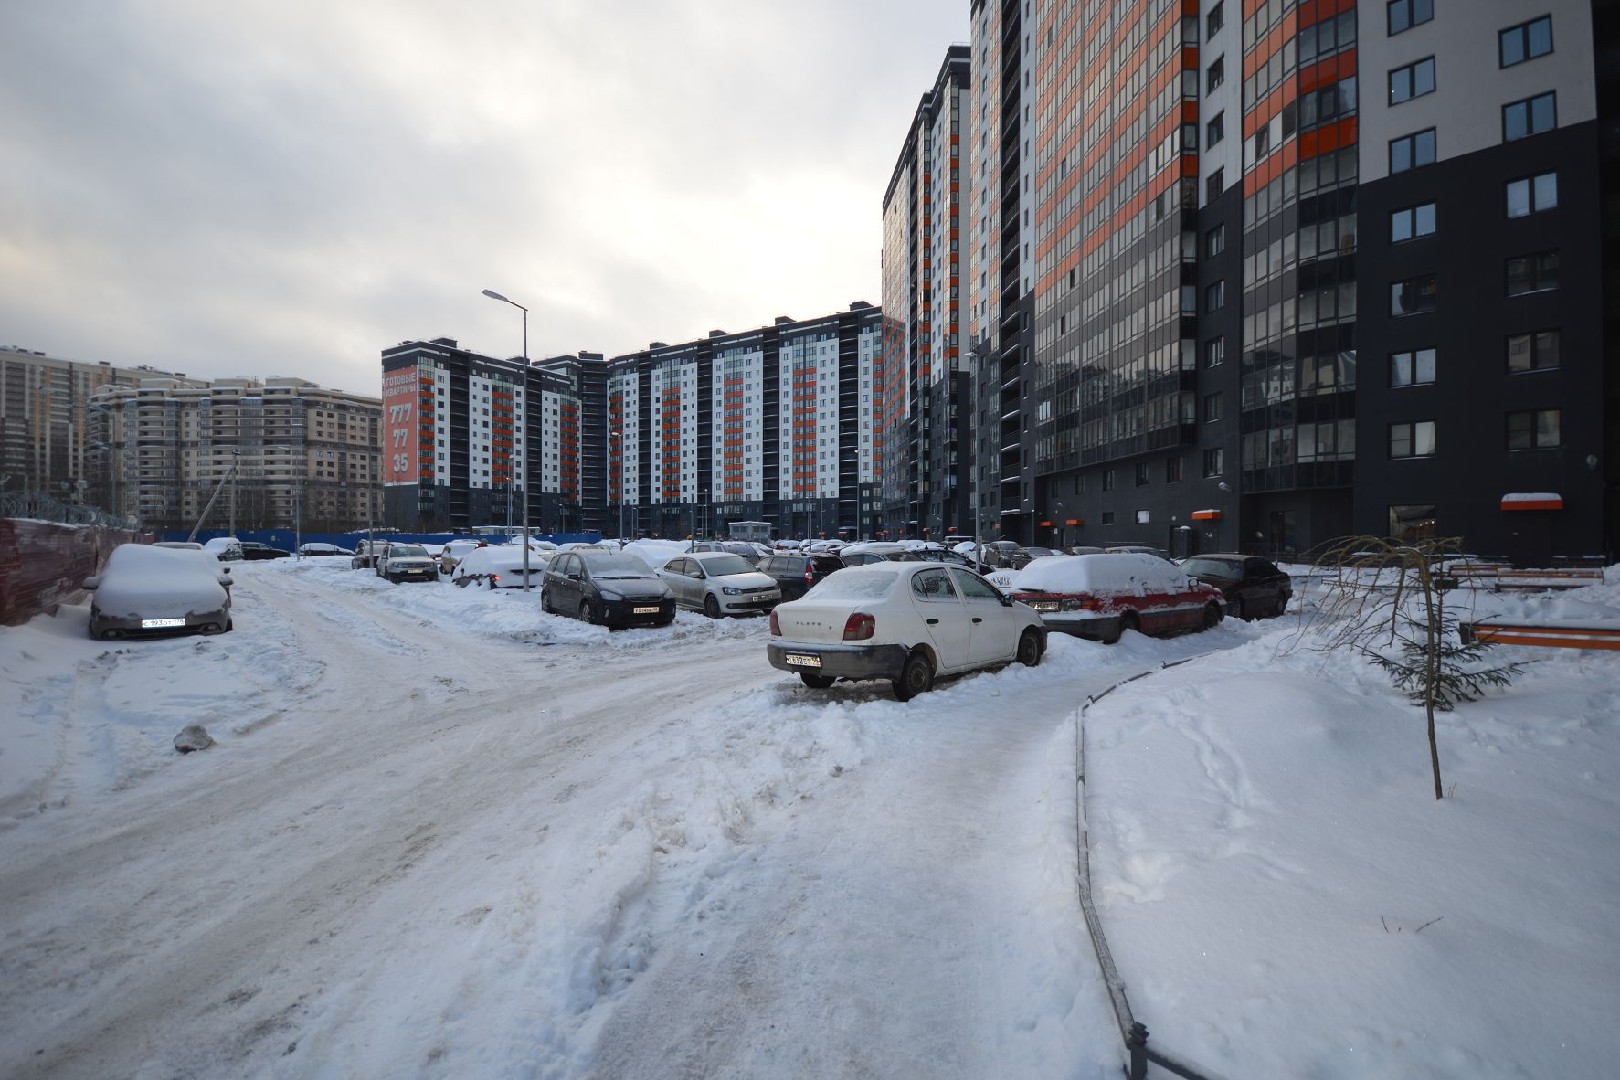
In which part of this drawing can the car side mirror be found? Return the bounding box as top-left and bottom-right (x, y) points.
(81, 576), (100, 590)
(999, 594), (1012, 607)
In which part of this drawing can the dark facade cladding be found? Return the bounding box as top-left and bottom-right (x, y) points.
(954, 0), (1617, 564)
(379, 338), (591, 533)
(1356, 122), (1607, 565)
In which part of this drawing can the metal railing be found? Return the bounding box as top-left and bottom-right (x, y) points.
(1077, 659), (1230, 1080)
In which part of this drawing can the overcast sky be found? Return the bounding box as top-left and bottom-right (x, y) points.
(1, 2), (967, 396)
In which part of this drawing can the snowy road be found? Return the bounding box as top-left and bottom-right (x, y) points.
(0, 557), (1237, 1078)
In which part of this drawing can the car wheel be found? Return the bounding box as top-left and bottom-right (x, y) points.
(540, 589), (553, 613)
(1274, 595), (1288, 617)
(703, 594), (722, 619)
(579, 600), (595, 625)
(1202, 602), (1223, 630)
(1105, 612), (1138, 645)
(892, 650), (934, 701)
(1016, 628), (1043, 667)
(800, 672), (836, 689)
(1229, 597), (1245, 620)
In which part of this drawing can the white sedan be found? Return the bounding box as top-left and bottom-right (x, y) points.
(766, 562), (1047, 700)
(657, 551), (781, 617)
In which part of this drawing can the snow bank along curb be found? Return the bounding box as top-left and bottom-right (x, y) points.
(1076, 657), (1228, 1080)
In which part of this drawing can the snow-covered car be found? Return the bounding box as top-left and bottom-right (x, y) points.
(766, 562), (1046, 700)
(451, 545), (551, 589)
(1008, 553), (1224, 643)
(238, 542), (292, 560)
(437, 538), (489, 573)
(82, 543), (234, 640)
(202, 536), (243, 561)
(351, 540), (388, 569)
(375, 543), (439, 583)
(297, 542), (355, 557)
(657, 551), (780, 617)
(541, 550), (676, 628)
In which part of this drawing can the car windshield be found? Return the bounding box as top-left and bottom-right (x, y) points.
(581, 553), (653, 578)
(700, 554), (755, 577)
(390, 545), (429, 557)
(1180, 558), (1240, 580)
(804, 569), (898, 600)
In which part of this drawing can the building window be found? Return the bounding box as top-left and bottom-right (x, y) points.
(1102, 468), (1115, 492)
(1391, 275), (1438, 316)
(1207, 1), (1223, 39)
(1206, 224), (1226, 257)
(1507, 330), (1560, 373)
(1387, 0), (1433, 36)
(1203, 392), (1224, 422)
(1207, 55), (1225, 94)
(1506, 251), (1559, 296)
(1389, 57), (1436, 105)
(1503, 92), (1556, 141)
(1390, 348), (1436, 387)
(1101, 511), (1116, 525)
(1206, 167), (1224, 204)
(1205, 281), (1226, 311)
(1389, 128), (1436, 173)
(1136, 509), (1152, 525)
(1167, 456), (1184, 483)
(1500, 16), (1553, 67)
(1507, 408), (1561, 450)
(1206, 336), (1226, 367)
(1389, 503), (1437, 542)
(1390, 420), (1437, 459)
(1506, 172), (1558, 217)
(1202, 448), (1224, 478)
(1205, 111), (1224, 147)
(1390, 202), (1436, 242)
(1135, 462), (1150, 486)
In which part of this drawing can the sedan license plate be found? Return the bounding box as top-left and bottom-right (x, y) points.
(1031, 601), (1060, 612)
(632, 606), (661, 615)
(784, 653), (822, 669)
(142, 617), (186, 628)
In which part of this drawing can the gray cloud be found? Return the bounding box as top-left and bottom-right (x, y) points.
(0, 1), (965, 394)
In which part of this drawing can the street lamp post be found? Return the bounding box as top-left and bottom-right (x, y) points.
(482, 288), (533, 589)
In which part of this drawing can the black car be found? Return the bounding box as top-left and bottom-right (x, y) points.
(541, 550), (675, 628)
(238, 542), (292, 560)
(1180, 554), (1293, 619)
(757, 552), (845, 601)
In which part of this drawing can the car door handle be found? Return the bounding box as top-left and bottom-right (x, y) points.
(926, 618), (939, 625)
(972, 617), (983, 623)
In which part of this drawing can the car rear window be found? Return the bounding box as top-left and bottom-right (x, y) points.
(810, 556), (843, 573)
(804, 569), (897, 599)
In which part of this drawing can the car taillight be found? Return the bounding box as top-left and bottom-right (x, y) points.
(804, 564), (815, 584)
(490, 574), (500, 586)
(843, 613), (875, 641)
(769, 609), (781, 636)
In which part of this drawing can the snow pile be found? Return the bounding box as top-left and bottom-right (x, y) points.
(0, 556), (1616, 1077)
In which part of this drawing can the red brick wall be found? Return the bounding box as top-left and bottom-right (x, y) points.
(0, 520), (147, 627)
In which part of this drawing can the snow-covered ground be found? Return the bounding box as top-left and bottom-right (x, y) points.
(0, 557), (1616, 1078)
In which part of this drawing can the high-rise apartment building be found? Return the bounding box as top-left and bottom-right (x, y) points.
(379, 338), (595, 534)
(952, 0), (1615, 563)
(607, 304), (884, 540)
(86, 375), (382, 533)
(881, 47), (974, 542)
(0, 344), (202, 511)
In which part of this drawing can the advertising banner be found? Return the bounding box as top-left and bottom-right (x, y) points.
(382, 367), (423, 485)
